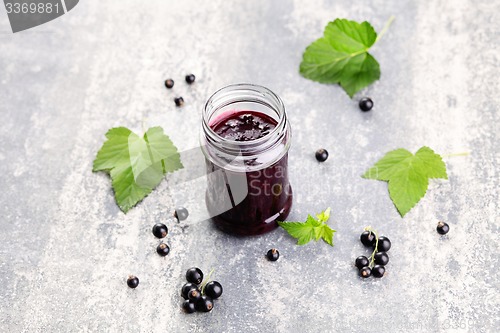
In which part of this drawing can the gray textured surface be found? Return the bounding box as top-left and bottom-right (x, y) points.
(0, 0), (499, 332)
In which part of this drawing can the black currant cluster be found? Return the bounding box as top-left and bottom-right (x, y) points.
(355, 227), (391, 278)
(181, 267), (223, 313)
(164, 74), (196, 107)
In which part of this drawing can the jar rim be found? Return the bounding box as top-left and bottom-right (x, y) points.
(202, 83), (286, 146)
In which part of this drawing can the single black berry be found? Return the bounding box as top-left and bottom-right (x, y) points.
(181, 282), (198, 300)
(152, 223), (168, 238)
(266, 248), (279, 261)
(174, 97), (184, 107)
(374, 252), (389, 266)
(187, 288), (202, 302)
(359, 266), (371, 278)
(195, 295), (214, 312)
(360, 231), (376, 247)
(126, 275), (139, 288)
(359, 97), (373, 111)
(186, 267), (203, 285)
(437, 221), (449, 235)
(182, 299), (196, 313)
(174, 207), (189, 221)
(185, 74), (196, 84)
(204, 281), (223, 299)
(355, 256), (369, 269)
(377, 236), (391, 252)
(164, 79), (174, 89)
(156, 243), (170, 256)
(315, 149), (329, 162)
(372, 265), (385, 278)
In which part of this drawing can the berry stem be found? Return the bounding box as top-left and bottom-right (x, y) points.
(200, 268), (215, 295)
(375, 15), (395, 44)
(442, 152), (470, 158)
(364, 226), (379, 268)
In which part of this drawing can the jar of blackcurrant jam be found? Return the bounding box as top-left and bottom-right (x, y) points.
(201, 84), (292, 235)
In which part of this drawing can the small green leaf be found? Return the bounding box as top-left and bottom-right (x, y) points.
(277, 221), (314, 245)
(313, 225), (323, 241)
(316, 207), (331, 223)
(93, 126), (182, 213)
(320, 225), (335, 246)
(278, 208), (336, 246)
(362, 146), (447, 217)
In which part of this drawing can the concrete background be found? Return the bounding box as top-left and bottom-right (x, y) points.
(0, 0), (498, 332)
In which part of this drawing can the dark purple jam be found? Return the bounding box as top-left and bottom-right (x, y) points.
(206, 111), (292, 235)
(212, 112), (276, 141)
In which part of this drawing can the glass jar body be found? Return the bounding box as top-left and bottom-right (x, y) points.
(201, 84), (292, 235)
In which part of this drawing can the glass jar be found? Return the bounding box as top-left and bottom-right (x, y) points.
(200, 84), (292, 235)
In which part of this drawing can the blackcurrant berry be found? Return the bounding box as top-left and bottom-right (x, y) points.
(181, 282), (198, 300)
(185, 74), (196, 84)
(152, 223), (168, 238)
(174, 97), (184, 107)
(174, 207), (189, 221)
(126, 275), (139, 288)
(377, 236), (391, 252)
(359, 266), (371, 278)
(437, 221), (449, 235)
(360, 231), (376, 247)
(164, 79), (174, 89)
(359, 97), (373, 111)
(195, 295), (214, 312)
(372, 265), (385, 278)
(187, 288), (202, 302)
(355, 256), (369, 269)
(182, 299), (196, 313)
(374, 252), (389, 266)
(186, 267), (203, 285)
(156, 243), (170, 256)
(266, 248), (279, 261)
(315, 149), (329, 162)
(204, 281), (223, 299)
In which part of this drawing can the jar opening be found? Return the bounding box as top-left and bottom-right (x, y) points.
(201, 84), (291, 172)
(202, 83), (286, 146)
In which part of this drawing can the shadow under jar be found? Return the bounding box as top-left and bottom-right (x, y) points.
(201, 84), (293, 236)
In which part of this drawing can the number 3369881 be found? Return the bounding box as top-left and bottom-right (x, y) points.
(5, 2), (60, 14)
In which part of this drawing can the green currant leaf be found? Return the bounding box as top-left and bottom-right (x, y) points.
(93, 126), (182, 213)
(362, 146), (447, 217)
(299, 18), (381, 98)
